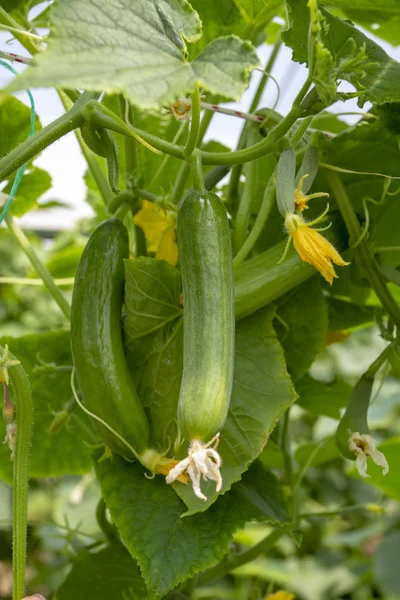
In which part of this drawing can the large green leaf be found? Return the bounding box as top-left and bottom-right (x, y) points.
(174, 306), (296, 514)
(123, 258), (296, 512)
(124, 258), (182, 340)
(283, 0), (400, 105)
(296, 374), (351, 419)
(374, 530), (400, 596)
(275, 279), (328, 381)
(0, 95), (40, 159)
(95, 452), (289, 600)
(55, 544), (148, 600)
(8, 0), (259, 109)
(326, 1), (400, 47)
(0, 331), (94, 484)
(2, 167), (52, 217)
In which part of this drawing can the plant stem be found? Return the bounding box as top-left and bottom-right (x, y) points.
(5, 215), (71, 320)
(189, 149), (205, 193)
(0, 7), (40, 55)
(249, 38), (282, 113)
(326, 171), (400, 330)
(198, 107), (214, 141)
(233, 127), (260, 252)
(0, 95), (88, 183)
(299, 504), (373, 520)
(148, 121), (188, 191)
(184, 88), (201, 158)
(233, 176), (275, 267)
(0, 277), (74, 286)
(234, 240), (314, 320)
(197, 528), (284, 585)
(5, 349), (33, 600)
(119, 95), (138, 180)
(95, 498), (120, 544)
(58, 91), (113, 206)
(0, 22), (43, 40)
(169, 163), (191, 205)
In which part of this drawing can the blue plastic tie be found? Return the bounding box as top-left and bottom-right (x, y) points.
(0, 58), (36, 224)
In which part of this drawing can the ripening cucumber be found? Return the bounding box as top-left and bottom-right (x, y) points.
(70, 218), (149, 459)
(177, 190), (235, 442)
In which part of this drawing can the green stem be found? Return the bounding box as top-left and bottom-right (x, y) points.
(0, 22), (42, 40)
(233, 127), (260, 252)
(169, 163), (191, 205)
(198, 107), (214, 142)
(204, 165), (231, 191)
(326, 171), (400, 329)
(0, 7), (40, 55)
(290, 115), (314, 146)
(0, 95), (88, 183)
(5, 215), (71, 320)
(190, 149), (206, 193)
(58, 91), (113, 206)
(249, 38), (282, 113)
(119, 95), (138, 180)
(197, 528), (284, 585)
(299, 504), (374, 520)
(233, 176), (275, 267)
(201, 105), (301, 165)
(184, 88), (201, 158)
(95, 498), (120, 544)
(234, 240), (315, 320)
(89, 104), (185, 160)
(148, 122), (188, 191)
(4, 348), (33, 600)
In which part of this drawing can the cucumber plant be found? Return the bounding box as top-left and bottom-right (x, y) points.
(0, 1), (400, 599)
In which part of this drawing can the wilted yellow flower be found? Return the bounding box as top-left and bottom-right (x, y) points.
(284, 213), (349, 285)
(266, 591), (295, 600)
(134, 200), (178, 266)
(294, 174), (329, 212)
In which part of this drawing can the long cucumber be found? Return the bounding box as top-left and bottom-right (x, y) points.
(70, 218), (149, 459)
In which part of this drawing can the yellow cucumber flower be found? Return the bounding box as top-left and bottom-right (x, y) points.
(294, 173), (329, 212)
(266, 591), (295, 600)
(133, 200), (178, 266)
(284, 212), (349, 285)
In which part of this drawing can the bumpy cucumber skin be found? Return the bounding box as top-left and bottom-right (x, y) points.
(71, 219), (149, 459)
(177, 191), (235, 442)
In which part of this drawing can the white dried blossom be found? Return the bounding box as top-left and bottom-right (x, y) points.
(170, 97), (192, 121)
(166, 434), (222, 501)
(4, 423), (17, 460)
(348, 432), (389, 479)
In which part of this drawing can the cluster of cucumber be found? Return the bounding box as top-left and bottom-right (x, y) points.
(70, 190), (235, 467)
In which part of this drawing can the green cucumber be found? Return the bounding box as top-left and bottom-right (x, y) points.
(71, 218), (149, 459)
(177, 190), (235, 442)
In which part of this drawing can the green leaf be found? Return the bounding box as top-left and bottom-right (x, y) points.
(188, 0), (245, 53)
(0, 95), (40, 160)
(349, 437), (400, 502)
(123, 258), (183, 448)
(296, 374), (351, 419)
(283, 0), (400, 105)
(175, 306), (296, 514)
(8, 0), (259, 109)
(0, 331), (94, 484)
(294, 437), (340, 467)
(275, 279), (328, 381)
(2, 167), (52, 217)
(374, 530), (400, 596)
(124, 258), (182, 340)
(326, 0), (400, 47)
(327, 297), (376, 331)
(94, 452), (288, 600)
(55, 544), (148, 600)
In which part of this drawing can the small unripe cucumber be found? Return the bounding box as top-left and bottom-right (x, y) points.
(71, 219), (149, 459)
(177, 190), (235, 442)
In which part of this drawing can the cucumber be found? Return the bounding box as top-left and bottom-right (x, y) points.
(177, 190), (235, 442)
(71, 218), (149, 459)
